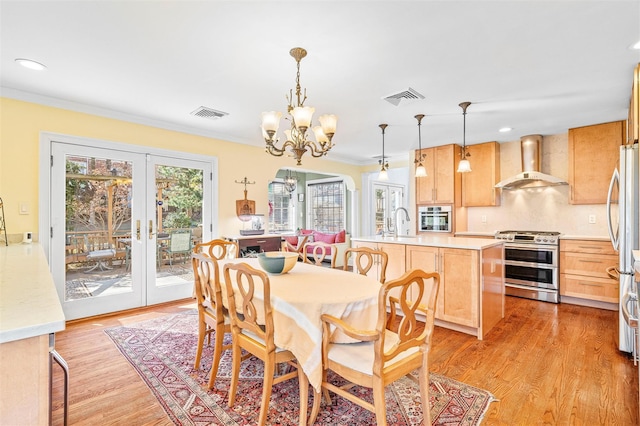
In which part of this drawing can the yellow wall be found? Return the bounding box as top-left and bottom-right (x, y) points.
(0, 97), (373, 239)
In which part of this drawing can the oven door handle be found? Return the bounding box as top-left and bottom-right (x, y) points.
(505, 243), (557, 250)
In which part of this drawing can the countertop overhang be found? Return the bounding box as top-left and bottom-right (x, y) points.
(0, 243), (65, 343)
(352, 235), (503, 250)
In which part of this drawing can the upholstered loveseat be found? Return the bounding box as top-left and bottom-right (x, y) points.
(283, 229), (350, 268)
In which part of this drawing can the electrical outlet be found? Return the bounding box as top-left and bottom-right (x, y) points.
(481, 215), (487, 224)
(588, 214), (596, 224)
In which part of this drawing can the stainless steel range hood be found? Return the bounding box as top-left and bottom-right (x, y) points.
(495, 134), (568, 190)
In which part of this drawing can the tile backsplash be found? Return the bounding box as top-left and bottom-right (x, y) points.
(466, 133), (610, 237)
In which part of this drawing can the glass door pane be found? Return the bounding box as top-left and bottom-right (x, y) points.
(51, 143), (145, 320)
(146, 155), (212, 304)
(372, 183), (405, 235)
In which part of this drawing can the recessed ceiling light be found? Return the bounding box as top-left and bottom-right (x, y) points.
(499, 127), (512, 133)
(15, 58), (47, 71)
(632, 40), (640, 50)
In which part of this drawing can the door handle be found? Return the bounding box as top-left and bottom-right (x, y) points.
(136, 220), (141, 240)
(606, 266), (619, 280)
(606, 168), (619, 251)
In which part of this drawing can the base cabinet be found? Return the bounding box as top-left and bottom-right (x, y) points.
(227, 235), (282, 257)
(406, 245), (478, 327)
(560, 239), (618, 305)
(351, 239), (504, 339)
(0, 335), (50, 425)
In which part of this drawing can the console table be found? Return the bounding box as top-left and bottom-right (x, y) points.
(225, 234), (283, 257)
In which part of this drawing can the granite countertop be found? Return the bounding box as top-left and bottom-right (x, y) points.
(0, 243), (65, 343)
(352, 235), (503, 250)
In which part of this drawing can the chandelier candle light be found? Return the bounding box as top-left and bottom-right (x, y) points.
(378, 124), (389, 181)
(261, 47), (338, 166)
(457, 101), (472, 173)
(414, 114), (427, 177)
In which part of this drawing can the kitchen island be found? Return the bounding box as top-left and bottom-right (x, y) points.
(0, 243), (66, 425)
(351, 235), (504, 339)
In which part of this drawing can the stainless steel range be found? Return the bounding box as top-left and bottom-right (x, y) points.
(495, 230), (561, 303)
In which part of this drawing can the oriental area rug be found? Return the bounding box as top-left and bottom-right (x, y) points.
(105, 311), (496, 425)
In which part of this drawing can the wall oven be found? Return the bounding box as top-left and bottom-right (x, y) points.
(496, 230), (561, 303)
(418, 205), (452, 233)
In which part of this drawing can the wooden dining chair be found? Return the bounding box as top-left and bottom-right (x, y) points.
(343, 246), (389, 284)
(303, 241), (337, 268)
(191, 252), (233, 389)
(194, 238), (239, 260)
(223, 262), (309, 426)
(309, 268), (440, 426)
(283, 234), (310, 261)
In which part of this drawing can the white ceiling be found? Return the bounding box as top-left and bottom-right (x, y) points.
(1, 1), (639, 166)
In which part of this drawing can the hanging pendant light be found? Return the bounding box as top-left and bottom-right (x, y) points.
(283, 169), (297, 199)
(378, 124), (389, 181)
(457, 101), (472, 173)
(414, 114), (427, 177)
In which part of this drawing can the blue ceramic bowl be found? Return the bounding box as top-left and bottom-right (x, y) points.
(257, 251), (298, 274)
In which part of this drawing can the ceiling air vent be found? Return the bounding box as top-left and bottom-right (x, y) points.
(382, 87), (425, 106)
(190, 106), (229, 120)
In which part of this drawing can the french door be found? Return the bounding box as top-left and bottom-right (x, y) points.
(372, 183), (404, 235)
(48, 140), (214, 320)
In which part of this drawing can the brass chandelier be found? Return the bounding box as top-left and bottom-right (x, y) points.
(261, 47), (338, 166)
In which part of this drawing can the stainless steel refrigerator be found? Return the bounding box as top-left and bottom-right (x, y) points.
(607, 143), (639, 354)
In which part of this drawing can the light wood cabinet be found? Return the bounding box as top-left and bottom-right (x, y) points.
(406, 245), (478, 327)
(568, 121), (624, 204)
(377, 242), (406, 282)
(352, 241), (384, 282)
(560, 239), (618, 304)
(415, 144), (461, 205)
(462, 141), (500, 207)
(351, 239), (504, 339)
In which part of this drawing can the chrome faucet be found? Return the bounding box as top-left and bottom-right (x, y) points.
(393, 207), (410, 238)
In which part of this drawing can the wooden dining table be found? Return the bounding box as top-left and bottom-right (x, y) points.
(217, 257), (381, 393)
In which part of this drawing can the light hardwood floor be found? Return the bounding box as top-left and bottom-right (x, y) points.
(51, 296), (639, 425)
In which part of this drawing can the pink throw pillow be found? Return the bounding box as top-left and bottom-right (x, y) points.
(313, 231), (336, 244)
(300, 229), (313, 235)
(335, 229), (346, 243)
(284, 236), (298, 246)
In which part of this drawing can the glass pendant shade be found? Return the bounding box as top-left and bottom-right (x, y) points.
(378, 168), (389, 181)
(261, 111), (282, 133)
(284, 129), (293, 142)
(318, 114), (337, 136)
(291, 106), (315, 130)
(312, 126), (329, 144)
(415, 163), (427, 177)
(457, 158), (472, 173)
(457, 102), (472, 173)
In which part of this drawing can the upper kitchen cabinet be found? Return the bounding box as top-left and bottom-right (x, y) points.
(628, 63), (639, 144)
(415, 144), (461, 205)
(461, 141), (501, 207)
(568, 120), (624, 204)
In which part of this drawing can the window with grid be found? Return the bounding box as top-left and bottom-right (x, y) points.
(268, 181), (295, 232)
(307, 180), (345, 232)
